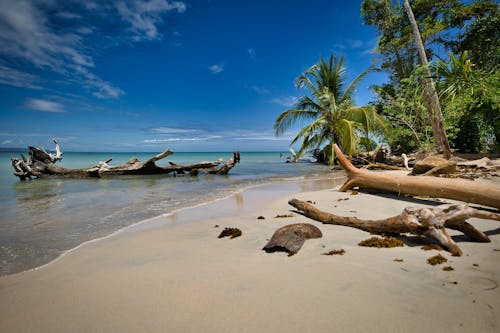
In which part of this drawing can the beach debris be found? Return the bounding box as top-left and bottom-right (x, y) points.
(411, 156), (457, 176)
(214, 225), (219, 228)
(394, 258), (404, 262)
(306, 200), (316, 204)
(274, 213), (294, 218)
(322, 249), (345, 255)
(421, 244), (444, 251)
(288, 198), (500, 256)
(263, 223), (322, 256)
(218, 227), (242, 239)
(443, 266), (454, 271)
(337, 198), (349, 201)
(257, 216), (265, 220)
(358, 236), (404, 248)
(332, 144), (500, 210)
(10, 142), (240, 180)
(350, 191), (359, 195)
(427, 254), (448, 265)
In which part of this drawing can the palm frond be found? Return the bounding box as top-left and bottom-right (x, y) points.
(341, 65), (374, 103)
(336, 119), (359, 155)
(274, 109), (319, 136)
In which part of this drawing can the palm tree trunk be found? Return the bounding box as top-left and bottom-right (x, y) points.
(403, 0), (452, 159)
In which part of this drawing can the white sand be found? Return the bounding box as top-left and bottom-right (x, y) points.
(1, 178), (499, 332)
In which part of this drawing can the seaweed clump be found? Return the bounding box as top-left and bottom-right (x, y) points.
(322, 249), (346, 256)
(274, 213), (294, 218)
(358, 236), (404, 248)
(421, 244), (444, 251)
(427, 254), (448, 265)
(218, 227), (242, 239)
(443, 266), (454, 271)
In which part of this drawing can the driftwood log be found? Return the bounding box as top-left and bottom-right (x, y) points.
(334, 144), (500, 210)
(289, 199), (500, 256)
(11, 142), (240, 180)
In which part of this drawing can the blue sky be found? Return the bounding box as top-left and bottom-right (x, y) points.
(0, 0), (387, 152)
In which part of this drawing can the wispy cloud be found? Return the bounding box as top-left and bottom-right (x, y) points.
(227, 130), (293, 142)
(334, 38), (366, 51)
(115, 0), (186, 41)
(271, 96), (298, 107)
(24, 98), (66, 113)
(247, 48), (256, 59)
(249, 85), (270, 95)
(0, 0), (186, 99)
(144, 136), (222, 143)
(142, 128), (295, 145)
(1, 140), (13, 145)
(208, 64), (224, 74)
(0, 65), (41, 89)
(151, 127), (199, 134)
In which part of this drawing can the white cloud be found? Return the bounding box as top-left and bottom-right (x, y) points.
(334, 39), (366, 51)
(0, 0), (125, 99)
(249, 85), (269, 95)
(208, 64), (224, 74)
(271, 96), (299, 107)
(115, 0), (186, 41)
(0, 1), (186, 99)
(216, 129), (294, 142)
(247, 48), (256, 59)
(0, 65), (41, 89)
(25, 98), (66, 113)
(144, 136), (222, 143)
(1, 140), (13, 145)
(152, 127), (198, 134)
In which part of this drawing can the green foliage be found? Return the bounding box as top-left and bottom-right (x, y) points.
(432, 52), (500, 152)
(373, 80), (433, 153)
(274, 53), (389, 164)
(362, 0), (499, 153)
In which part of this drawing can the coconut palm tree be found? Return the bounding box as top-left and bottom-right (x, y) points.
(274, 53), (388, 164)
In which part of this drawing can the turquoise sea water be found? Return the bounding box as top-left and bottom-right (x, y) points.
(0, 150), (337, 275)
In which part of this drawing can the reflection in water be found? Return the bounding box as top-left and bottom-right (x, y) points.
(234, 192), (244, 208)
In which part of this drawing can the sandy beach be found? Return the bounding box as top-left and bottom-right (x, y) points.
(1, 177), (499, 333)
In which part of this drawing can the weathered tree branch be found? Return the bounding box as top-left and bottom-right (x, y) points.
(334, 144), (500, 210)
(289, 199), (500, 256)
(11, 144), (240, 180)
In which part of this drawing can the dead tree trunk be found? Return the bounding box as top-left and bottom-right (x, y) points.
(289, 199), (500, 256)
(11, 143), (240, 180)
(403, 0), (452, 159)
(334, 144), (500, 210)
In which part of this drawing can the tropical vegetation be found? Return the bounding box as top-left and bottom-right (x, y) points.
(275, 0), (499, 162)
(362, 0), (499, 154)
(274, 54), (388, 164)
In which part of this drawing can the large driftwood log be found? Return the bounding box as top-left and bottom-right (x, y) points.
(11, 143), (240, 180)
(289, 199), (500, 256)
(334, 144), (500, 210)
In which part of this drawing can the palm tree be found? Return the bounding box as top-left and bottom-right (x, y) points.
(274, 53), (388, 165)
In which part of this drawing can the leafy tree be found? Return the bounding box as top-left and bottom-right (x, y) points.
(432, 52), (500, 152)
(274, 54), (388, 164)
(361, 0), (499, 153)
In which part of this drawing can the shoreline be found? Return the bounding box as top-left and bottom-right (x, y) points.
(1, 176), (499, 332)
(5, 174), (345, 277)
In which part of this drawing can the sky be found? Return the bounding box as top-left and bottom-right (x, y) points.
(0, 0), (388, 152)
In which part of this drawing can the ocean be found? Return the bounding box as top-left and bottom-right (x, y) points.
(0, 150), (339, 275)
